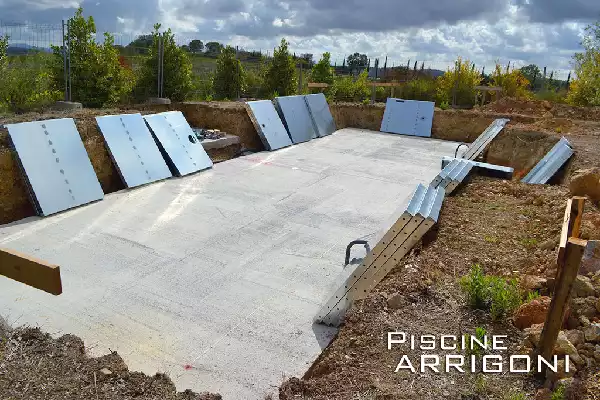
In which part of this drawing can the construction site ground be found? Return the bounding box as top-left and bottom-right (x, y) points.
(1, 99), (600, 400)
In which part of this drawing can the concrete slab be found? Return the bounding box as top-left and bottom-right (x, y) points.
(0, 128), (460, 399)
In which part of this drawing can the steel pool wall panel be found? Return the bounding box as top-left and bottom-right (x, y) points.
(274, 95), (318, 144)
(96, 113), (172, 188)
(6, 118), (104, 216)
(304, 93), (336, 137)
(380, 98), (434, 137)
(144, 111), (213, 176)
(246, 100), (293, 151)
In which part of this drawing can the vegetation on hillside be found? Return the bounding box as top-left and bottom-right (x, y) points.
(568, 22), (600, 106)
(264, 38), (297, 97)
(213, 46), (245, 100)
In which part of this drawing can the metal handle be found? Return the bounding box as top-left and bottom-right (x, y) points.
(345, 240), (371, 265)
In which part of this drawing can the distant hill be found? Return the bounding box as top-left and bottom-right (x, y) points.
(7, 44), (52, 55)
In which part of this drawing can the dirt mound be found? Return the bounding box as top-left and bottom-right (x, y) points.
(0, 327), (221, 400)
(482, 98), (600, 122)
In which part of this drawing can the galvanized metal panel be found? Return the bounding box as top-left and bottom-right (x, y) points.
(6, 118), (104, 216)
(96, 113), (172, 188)
(144, 111), (213, 176)
(463, 119), (510, 160)
(441, 156), (514, 179)
(522, 137), (573, 184)
(246, 100), (293, 151)
(446, 162), (474, 194)
(274, 95), (317, 144)
(380, 98), (434, 137)
(314, 184), (427, 326)
(304, 93), (336, 137)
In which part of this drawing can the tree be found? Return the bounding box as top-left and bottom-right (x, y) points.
(491, 63), (531, 99)
(299, 53), (313, 67)
(51, 8), (133, 107)
(346, 53), (368, 72)
(126, 34), (153, 54)
(265, 38), (297, 96)
(568, 21), (600, 106)
(0, 35), (7, 66)
(520, 64), (541, 89)
(189, 39), (204, 53)
(135, 24), (193, 101)
(205, 41), (223, 57)
(213, 45), (245, 100)
(436, 57), (482, 107)
(311, 52), (333, 85)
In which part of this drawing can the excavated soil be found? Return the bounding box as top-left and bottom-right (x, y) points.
(280, 177), (600, 400)
(0, 325), (221, 400)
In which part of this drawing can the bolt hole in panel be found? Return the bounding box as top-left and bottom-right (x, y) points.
(144, 111), (213, 176)
(380, 98), (434, 137)
(304, 93), (336, 137)
(274, 95), (318, 144)
(6, 118), (104, 216)
(246, 100), (293, 151)
(96, 113), (172, 188)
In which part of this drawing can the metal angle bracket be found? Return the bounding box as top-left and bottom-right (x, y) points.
(446, 161), (475, 194)
(463, 118), (510, 160)
(522, 137), (573, 184)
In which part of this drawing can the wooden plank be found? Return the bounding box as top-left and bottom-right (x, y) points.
(474, 86), (502, 91)
(557, 197), (585, 271)
(0, 248), (62, 295)
(307, 82), (329, 88)
(536, 237), (587, 377)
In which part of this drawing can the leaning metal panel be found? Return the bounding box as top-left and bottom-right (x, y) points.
(315, 185), (429, 326)
(96, 113), (172, 188)
(441, 157), (514, 179)
(144, 111), (213, 176)
(304, 93), (336, 137)
(246, 100), (293, 151)
(380, 98), (434, 137)
(274, 95), (317, 144)
(6, 118), (104, 216)
(432, 159), (461, 188)
(446, 162), (474, 194)
(463, 119), (510, 160)
(522, 137), (573, 184)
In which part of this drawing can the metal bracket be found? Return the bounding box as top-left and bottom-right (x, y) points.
(454, 143), (469, 158)
(345, 240), (371, 266)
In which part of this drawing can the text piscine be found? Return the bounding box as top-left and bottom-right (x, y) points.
(388, 332), (571, 374)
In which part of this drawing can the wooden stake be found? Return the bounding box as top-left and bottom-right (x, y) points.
(0, 248), (62, 295)
(557, 197), (585, 273)
(537, 237), (587, 377)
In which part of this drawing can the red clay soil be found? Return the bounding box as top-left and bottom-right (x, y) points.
(0, 325), (222, 400)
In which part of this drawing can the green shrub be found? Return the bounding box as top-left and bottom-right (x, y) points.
(0, 53), (62, 113)
(311, 52), (334, 85)
(264, 38), (297, 96)
(402, 78), (437, 102)
(51, 8), (133, 107)
(439, 101), (450, 110)
(135, 24), (193, 101)
(330, 70), (370, 102)
(460, 265), (522, 321)
(490, 63), (532, 99)
(551, 385), (565, 400)
(527, 291), (541, 302)
(465, 327), (488, 357)
(567, 22), (600, 107)
(213, 46), (245, 100)
(0, 35), (7, 66)
(437, 57), (482, 107)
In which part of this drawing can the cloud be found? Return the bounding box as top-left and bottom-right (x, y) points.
(0, 0), (593, 72)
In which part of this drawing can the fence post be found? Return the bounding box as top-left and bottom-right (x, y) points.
(536, 237), (587, 377)
(298, 61), (303, 94)
(67, 20), (71, 102)
(62, 20), (67, 101)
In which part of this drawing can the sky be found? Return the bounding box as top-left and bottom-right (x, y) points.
(0, 0), (599, 76)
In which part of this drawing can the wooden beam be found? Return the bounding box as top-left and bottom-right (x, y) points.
(557, 197), (585, 271)
(307, 82), (329, 88)
(0, 248), (62, 295)
(537, 237), (587, 377)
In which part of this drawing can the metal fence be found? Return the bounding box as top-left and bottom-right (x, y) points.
(1, 19), (574, 108)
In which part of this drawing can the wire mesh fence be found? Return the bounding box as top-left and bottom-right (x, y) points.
(1, 19), (575, 110)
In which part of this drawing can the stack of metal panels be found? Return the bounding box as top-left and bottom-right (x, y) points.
(380, 98), (435, 137)
(315, 184), (445, 327)
(96, 113), (172, 188)
(274, 95), (317, 144)
(6, 118), (104, 216)
(245, 100), (293, 151)
(144, 111), (213, 176)
(430, 159), (474, 194)
(522, 137), (574, 184)
(441, 156), (514, 180)
(304, 93), (336, 137)
(461, 119), (510, 160)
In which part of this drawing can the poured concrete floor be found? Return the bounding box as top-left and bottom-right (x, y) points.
(0, 128), (459, 399)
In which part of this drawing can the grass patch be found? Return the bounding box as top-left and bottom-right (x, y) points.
(484, 235), (499, 244)
(519, 237), (538, 249)
(459, 264), (522, 321)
